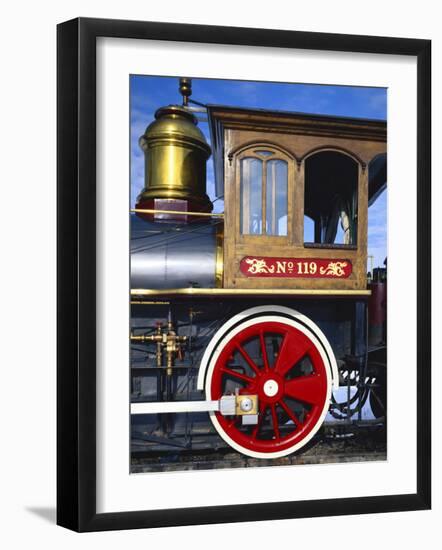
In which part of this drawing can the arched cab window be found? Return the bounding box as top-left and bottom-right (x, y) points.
(238, 148), (291, 239)
(304, 151), (359, 248)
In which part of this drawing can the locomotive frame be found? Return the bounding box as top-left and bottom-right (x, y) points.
(57, 17), (431, 532)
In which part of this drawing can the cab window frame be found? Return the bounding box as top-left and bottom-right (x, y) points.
(234, 144), (295, 246)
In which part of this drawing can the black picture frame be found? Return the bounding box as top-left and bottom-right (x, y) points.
(57, 17), (431, 532)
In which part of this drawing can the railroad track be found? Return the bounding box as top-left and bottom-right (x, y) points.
(131, 432), (386, 473)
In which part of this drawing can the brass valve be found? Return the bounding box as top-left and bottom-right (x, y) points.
(131, 322), (187, 375)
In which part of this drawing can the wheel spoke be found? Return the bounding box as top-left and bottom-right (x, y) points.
(278, 398), (301, 427)
(236, 344), (261, 376)
(259, 330), (270, 371)
(284, 374), (323, 406)
(252, 404), (267, 439)
(274, 333), (311, 377)
(221, 366), (254, 386)
(227, 416), (240, 429)
(270, 404), (281, 440)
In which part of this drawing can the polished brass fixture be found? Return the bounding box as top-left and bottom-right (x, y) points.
(179, 77), (192, 106)
(130, 321), (187, 376)
(136, 78), (212, 218)
(215, 224), (224, 288)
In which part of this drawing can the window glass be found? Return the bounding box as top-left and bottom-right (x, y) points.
(254, 150), (274, 158)
(266, 160), (288, 236)
(240, 158), (263, 235)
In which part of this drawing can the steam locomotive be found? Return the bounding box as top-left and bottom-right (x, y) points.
(130, 78), (387, 462)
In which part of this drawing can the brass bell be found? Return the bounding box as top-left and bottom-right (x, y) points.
(136, 100), (212, 221)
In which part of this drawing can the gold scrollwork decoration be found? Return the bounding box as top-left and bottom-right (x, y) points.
(245, 258), (275, 274)
(319, 261), (348, 277)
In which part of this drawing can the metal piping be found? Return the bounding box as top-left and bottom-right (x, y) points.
(131, 208), (223, 218)
(131, 288), (372, 297)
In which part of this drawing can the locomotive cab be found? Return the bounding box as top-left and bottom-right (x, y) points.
(207, 105), (386, 293)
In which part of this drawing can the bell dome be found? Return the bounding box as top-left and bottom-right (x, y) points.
(136, 102), (212, 221)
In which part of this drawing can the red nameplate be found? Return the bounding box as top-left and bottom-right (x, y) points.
(240, 257), (352, 278)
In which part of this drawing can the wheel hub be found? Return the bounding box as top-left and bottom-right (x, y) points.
(258, 373), (284, 404)
(263, 379), (279, 397)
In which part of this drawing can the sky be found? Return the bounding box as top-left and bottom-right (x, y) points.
(130, 76), (387, 269)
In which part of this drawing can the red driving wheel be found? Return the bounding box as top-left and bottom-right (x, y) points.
(206, 317), (332, 458)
